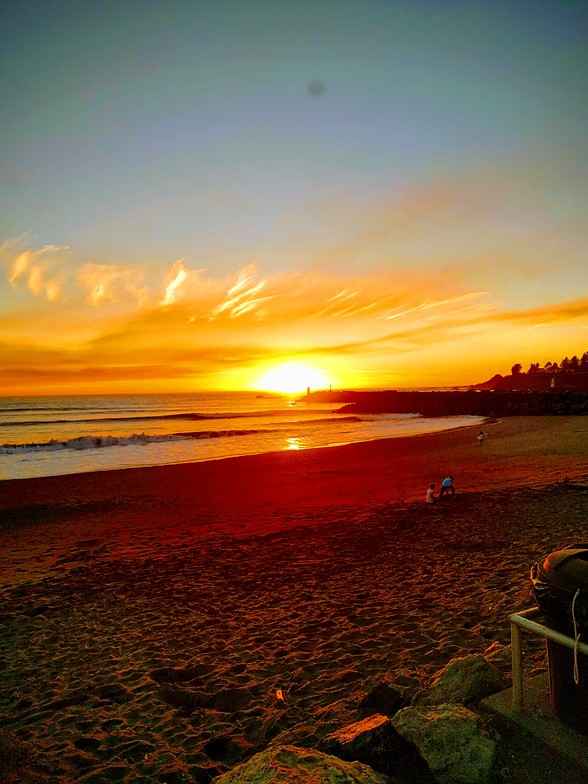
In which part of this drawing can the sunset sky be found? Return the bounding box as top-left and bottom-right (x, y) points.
(1, 0), (587, 395)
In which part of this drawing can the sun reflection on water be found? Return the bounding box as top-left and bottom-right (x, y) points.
(286, 437), (302, 450)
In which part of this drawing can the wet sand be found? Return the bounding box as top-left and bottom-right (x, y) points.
(1, 416), (587, 782)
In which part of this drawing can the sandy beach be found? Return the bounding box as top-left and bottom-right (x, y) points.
(1, 416), (587, 783)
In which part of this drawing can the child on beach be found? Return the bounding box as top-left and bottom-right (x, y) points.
(426, 483), (436, 503)
(478, 430), (486, 445)
(439, 476), (455, 498)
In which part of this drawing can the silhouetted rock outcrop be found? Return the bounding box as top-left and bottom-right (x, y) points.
(471, 371), (588, 391)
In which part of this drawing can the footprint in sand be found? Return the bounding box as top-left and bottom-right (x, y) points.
(149, 664), (214, 684)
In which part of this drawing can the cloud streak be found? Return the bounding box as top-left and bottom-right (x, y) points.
(160, 260), (188, 306)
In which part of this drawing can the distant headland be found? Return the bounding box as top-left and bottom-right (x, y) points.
(470, 351), (588, 392)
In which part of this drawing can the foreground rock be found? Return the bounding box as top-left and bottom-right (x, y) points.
(413, 654), (507, 707)
(323, 714), (436, 783)
(213, 744), (388, 783)
(357, 682), (406, 718)
(391, 704), (499, 784)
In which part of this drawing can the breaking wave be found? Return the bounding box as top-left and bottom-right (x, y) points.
(0, 429), (263, 455)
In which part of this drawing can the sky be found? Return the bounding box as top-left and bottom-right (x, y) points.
(1, 0), (587, 395)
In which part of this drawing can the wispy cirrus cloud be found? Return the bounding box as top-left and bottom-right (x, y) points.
(3, 238), (68, 301)
(208, 263), (275, 320)
(160, 260), (188, 306)
(77, 263), (150, 306)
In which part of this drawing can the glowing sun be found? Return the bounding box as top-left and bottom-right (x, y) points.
(256, 361), (329, 394)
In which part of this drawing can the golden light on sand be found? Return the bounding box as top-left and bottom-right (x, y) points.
(255, 361), (329, 394)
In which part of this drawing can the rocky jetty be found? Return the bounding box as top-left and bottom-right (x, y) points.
(306, 389), (588, 417)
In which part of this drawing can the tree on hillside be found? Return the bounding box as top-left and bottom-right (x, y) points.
(504, 351), (588, 380)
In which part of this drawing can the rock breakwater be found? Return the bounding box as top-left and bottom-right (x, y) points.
(306, 390), (588, 417)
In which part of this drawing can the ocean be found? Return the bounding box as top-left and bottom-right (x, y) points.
(0, 392), (485, 481)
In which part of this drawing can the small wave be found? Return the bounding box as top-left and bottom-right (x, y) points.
(0, 409), (363, 428)
(0, 410), (277, 428)
(306, 415), (362, 424)
(0, 413), (209, 427)
(0, 404), (108, 413)
(0, 429), (262, 455)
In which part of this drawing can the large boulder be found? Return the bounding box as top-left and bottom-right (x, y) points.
(322, 714), (436, 783)
(412, 655), (507, 707)
(267, 698), (358, 751)
(357, 682), (406, 718)
(391, 704), (499, 784)
(213, 744), (388, 783)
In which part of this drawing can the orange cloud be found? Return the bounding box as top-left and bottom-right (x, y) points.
(490, 298), (588, 326)
(4, 241), (66, 301)
(77, 263), (150, 306)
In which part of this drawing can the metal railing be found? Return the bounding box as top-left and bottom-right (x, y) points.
(509, 607), (588, 708)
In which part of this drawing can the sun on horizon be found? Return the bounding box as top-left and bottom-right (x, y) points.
(254, 361), (331, 395)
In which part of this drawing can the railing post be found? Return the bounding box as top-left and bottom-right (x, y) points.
(510, 617), (524, 708)
(508, 609), (588, 713)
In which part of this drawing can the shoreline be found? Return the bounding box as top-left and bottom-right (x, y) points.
(1, 416), (587, 782)
(1, 415), (586, 512)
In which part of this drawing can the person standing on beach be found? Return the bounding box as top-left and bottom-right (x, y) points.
(426, 483), (436, 503)
(478, 430), (486, 445)
(439, 476), (455, 498)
